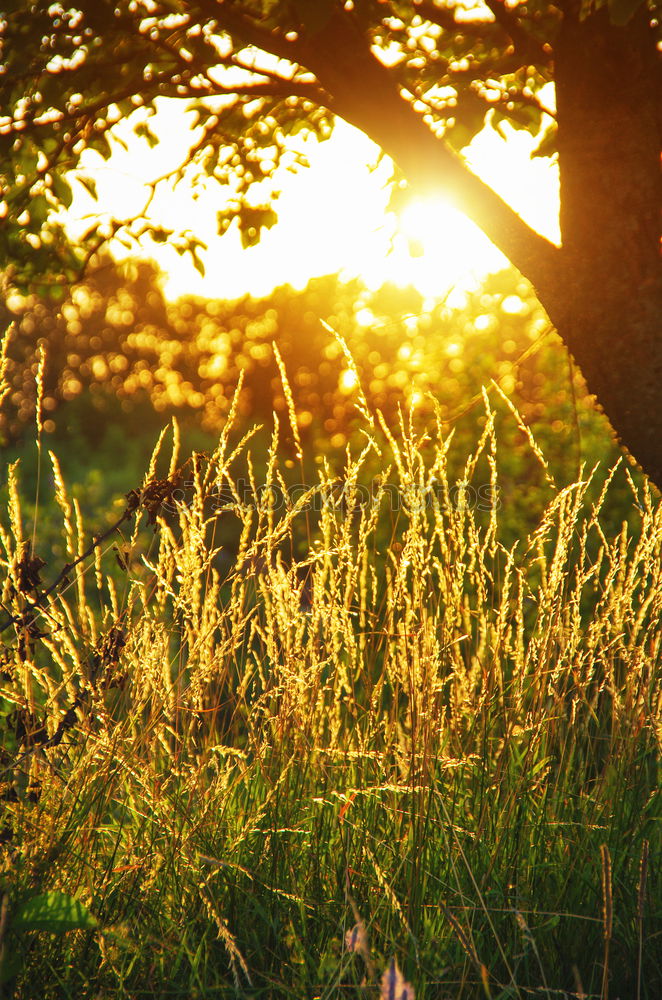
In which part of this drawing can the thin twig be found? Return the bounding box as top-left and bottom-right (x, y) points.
(0, 502), (136, 636)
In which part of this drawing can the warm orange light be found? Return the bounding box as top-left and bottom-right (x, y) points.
(65, 103), (559, 302)
(396, 194), (506, 296)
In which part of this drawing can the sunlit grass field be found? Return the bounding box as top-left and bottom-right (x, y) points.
(1, 329), (661, 999)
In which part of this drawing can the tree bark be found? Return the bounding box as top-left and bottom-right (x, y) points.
(553, 5), (662, 486)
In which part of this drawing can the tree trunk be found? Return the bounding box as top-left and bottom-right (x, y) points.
(553, 5), (662, 486)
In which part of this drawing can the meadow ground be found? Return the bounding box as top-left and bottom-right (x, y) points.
(0, 350), (661, 999)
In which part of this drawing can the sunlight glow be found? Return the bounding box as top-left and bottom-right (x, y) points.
(66, 99), (560, 302)
(397, 194), (506, 294)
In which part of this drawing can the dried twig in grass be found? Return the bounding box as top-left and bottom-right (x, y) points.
(600, 843), (612, 1000)
(636, 839), (649, 1000)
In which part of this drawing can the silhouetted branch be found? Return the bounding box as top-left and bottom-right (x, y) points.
(0, 478), (181, 637)
(483, 0), (551, 63)
(0, 506), (134, 637)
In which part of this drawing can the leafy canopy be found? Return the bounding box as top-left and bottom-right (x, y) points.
(0, 0), (650, 291)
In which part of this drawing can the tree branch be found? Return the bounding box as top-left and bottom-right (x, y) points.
(295, 11), (561, 306)
(0, 504), (134, 636)
(190, 4), (562, 308)
(482, 0), (551, 64)
(0, 476), (183, 637)
(414, 1), (502, 38)
(203, 79), (326, 102)
(414, 0), (551, 66)
(200, 0), (306, 66)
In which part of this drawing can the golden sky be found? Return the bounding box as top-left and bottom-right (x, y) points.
(67, 96), (560, 302)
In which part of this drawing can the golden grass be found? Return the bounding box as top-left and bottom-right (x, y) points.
(0, 355), (661, 998)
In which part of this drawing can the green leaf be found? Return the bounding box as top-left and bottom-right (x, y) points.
(51, 172), (73, 209)
(11, 892), (98, 934)
(17, 143), (38, 178)
(607, 0), (644, 25)
(189, 100), (215, 128)
(87, 131), (112, 160)
(77, 175), (98, 200)
(134, 121), (159, 149)
(27, 195), (49, 230)
(151, 226), (173, 244)
(530, 122), (558, 159)
(0, 132), (16, 158)
(238, 204), (278, 249)
(190, 248), (206, 276)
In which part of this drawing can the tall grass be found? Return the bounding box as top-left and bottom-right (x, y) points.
(0, 366), (660, 998)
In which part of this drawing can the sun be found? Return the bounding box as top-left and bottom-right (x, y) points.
(65, 104), (559, 302)
(395, 194), (508, 297)
(399, 196), (494, 264)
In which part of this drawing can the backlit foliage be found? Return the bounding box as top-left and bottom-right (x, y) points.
(1, 260), (599, 456)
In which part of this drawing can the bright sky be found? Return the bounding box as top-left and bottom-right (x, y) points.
(67, 98), (560, 302)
